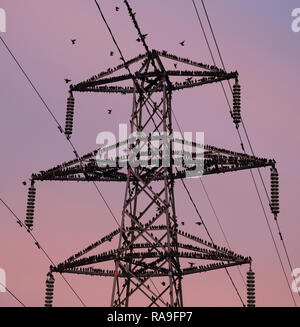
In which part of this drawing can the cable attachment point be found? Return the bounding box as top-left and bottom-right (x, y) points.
(232, 81), (241, 128)
(25, 180), (36, 231)
(65, 92), (75, 140)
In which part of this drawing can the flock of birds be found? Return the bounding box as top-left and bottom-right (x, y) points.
(64, 36), (185, 114)
(63, 7), (187, 117)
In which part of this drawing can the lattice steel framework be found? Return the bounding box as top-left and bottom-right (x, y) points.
(27, 49), (275, 307)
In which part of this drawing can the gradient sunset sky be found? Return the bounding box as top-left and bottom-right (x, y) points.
(0, 0), (300, 307)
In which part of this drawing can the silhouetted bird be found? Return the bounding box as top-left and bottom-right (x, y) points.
(64, 79), (71, 84)
(136, 38), (141, 42)
(110, 51), (114, 56)
(115, 6), (119, 11)
(22, 181), (27, 186)
(141, 34), (148, 40)
(186, 77), (192, 82)
(195, 222), (202, 226)
(71, 39), (76, 45)
(161, 281), (166, 286)
(181, 222), (184, 226)
(179, 40), (185, 46)
(108, 109), (112, 114)
(188, 262), (195, 267)
(174, 63), (177, 68)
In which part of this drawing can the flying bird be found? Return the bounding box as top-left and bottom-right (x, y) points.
(71, 39), (76, 45)
(108, 109), (112, 114)
(110, 51), (114, 56)
(181, 221), (185, 226)
(195, 222), (202, 226)
(22, 181), (27, 186)
(64, 79), (71, 84)
(186, 77), (192, 82)
(174, 63), (177, 68)
(188, 262), (195, 267)
(179, 40), (185, 46)
(161, 281), (166, 286)
(115, 6), (119, 11)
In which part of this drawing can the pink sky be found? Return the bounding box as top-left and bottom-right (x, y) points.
(0, 0), (300, 307)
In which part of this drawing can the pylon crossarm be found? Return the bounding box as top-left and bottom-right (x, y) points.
(75, 74), (237, 94)
(178, 251), (245, 262)
(72, 70), (235, 90)
(66, 227), (121, 262)
(155, 50), (224, 71)
(30, 147), (274, 183)
(181, 260), (251, 276)
(73, 53), (148, 87)
(65, 226), (168, 264)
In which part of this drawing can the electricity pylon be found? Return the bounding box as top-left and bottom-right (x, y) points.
(28, 50), (276, 307)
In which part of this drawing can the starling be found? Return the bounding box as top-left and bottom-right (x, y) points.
(179, 40), (185, 46)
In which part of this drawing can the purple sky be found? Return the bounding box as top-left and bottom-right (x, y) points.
(0, 0), (300, 307)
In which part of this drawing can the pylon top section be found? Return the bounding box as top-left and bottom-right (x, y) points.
(70, 49), (238, 95)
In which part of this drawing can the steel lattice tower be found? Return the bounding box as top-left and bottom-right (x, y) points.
(25, 48), (278, 307)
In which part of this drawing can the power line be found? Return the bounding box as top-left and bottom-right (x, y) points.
(192, 0), (298, 306)
(94, 0), (134, 80)
(93, 0), (169, 303)
(0, 35), (119, 226)
(172, 111), (246, 306)
(0, 33), (118, 225)
(191, 0), (233, 116)
(179, 175), (245, 306)
(0, 197), (86, 307)
(199, 178), (246, 286)
(93, 0), (246, 306)
(200, 0), (299, 304)
(0, 281), (26, 307)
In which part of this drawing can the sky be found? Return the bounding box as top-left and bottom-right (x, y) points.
(0, 0), (300, 307)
